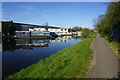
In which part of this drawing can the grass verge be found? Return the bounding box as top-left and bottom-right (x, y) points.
(102, 37), (120, 58)
(7, 37), (95, 78)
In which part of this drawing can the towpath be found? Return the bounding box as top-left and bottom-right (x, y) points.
(87, 34), (119, 78)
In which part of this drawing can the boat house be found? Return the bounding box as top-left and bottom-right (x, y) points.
(13, 22), (78, 38)
(2, 21), (78, 38)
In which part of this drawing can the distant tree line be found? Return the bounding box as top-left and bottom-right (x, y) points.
(94, 2), (120, 42)
(72, 26), (82, 31)
(70, 26), (94, 38)
(80, 28), (94, 38)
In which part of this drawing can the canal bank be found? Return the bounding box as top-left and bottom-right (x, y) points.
(7, 36), (95, 78)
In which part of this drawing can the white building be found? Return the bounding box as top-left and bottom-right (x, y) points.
(29, 27), (72, 36)
(77, 31), (82, 36)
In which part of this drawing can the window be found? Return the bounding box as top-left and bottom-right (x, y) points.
(61, 29), (63, 31)
(44, 41), (46, 42)
(44, 33), (46, 35)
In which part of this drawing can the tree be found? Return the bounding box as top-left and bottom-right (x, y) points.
(81, 28), (92, 38)
(95, 2), (120, 41)
(68, 28), (72, 32)
(72, 26), (82, 31)
(2, 21), (16, 36)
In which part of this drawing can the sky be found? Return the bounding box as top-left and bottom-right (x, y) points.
(2, 2), (108, 29)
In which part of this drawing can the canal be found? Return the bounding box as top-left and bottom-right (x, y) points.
(2, 36), (81, 78)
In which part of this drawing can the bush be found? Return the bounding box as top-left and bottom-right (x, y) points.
(105, 36), (113, 42)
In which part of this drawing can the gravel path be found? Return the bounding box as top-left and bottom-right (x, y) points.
(87, 34), (119, 78)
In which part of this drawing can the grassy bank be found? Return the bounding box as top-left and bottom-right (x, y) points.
(7, 37), (95, 78)
(102, 36), (120, 58)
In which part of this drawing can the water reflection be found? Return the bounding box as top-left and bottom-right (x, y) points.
(3, 36), (73, 51)
(3, 38), (17, 51)
(2, 36), (81, 78)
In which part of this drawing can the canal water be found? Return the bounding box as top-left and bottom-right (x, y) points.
(2, 36), (81, 78)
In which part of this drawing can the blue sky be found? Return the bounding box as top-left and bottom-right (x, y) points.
(2, 2), (108, 28)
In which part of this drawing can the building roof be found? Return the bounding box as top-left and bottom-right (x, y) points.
(14, 22), (61, 29)
(2, 21), (68, 31)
